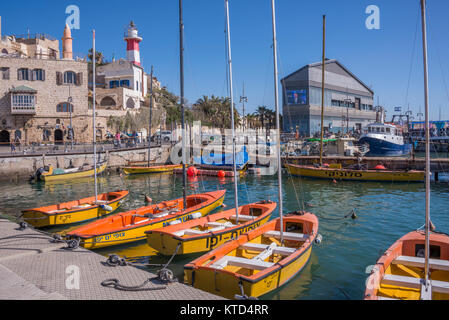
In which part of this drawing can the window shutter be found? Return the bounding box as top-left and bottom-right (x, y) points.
(76, 72), (83, 86)
(42, 69), (45, 81)
(31, 69), (35, 81)
(4, 68), (9, 80)
(56, 72), (62, 85)
(27, 69), (30, 81)
(17, 69), (22, 80)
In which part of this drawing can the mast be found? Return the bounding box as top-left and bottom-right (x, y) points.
(225, 0), (239, 222)
(271, 0), (283, 244)
(92, 29), (98, 202)
(319, 15), (326, 166)
(420, 0), (431, 290)
(148, 65), (153, 167)
(179, 0), (187, 208)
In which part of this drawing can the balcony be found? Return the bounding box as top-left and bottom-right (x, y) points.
(10, 85), (37, 115)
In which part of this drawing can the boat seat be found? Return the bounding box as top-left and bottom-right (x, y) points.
(230, 214), (255, 222)
(211, 256), (274, 271)
(264, 230), (309, 241)
(393, 255), (449, 271)
(239, 242), (296, 256)
(382, 274), (449, 295)
(205, 221), (236, 228)
(94, 200), (108, 204)
(180, 229), (206, 236)
(377, 296), (399, 300)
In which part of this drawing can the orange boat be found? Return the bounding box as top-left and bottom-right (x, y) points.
(22, 190), (129, 228)
(146, 201), (276, 255)
(65, 190), (226, 249)
(184, 212), (319, 299)
(364, 230), (449, 300)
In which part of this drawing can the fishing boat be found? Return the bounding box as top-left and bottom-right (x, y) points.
(193, 145), (249, 171)
(21, 190), (129, 228)
(359, 122), (412, 157)
(364, 0), (449, 300)
(286, 163), (424, 182)
(183, 0), (319, 299)
(184, 211), (319, 299)
(64, 190), (226, 249)
(31, 161), (107, 182)
(146, 201), (276, 255)
(122, 164), (182, 175)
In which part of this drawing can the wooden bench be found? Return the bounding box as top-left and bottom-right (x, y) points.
(382, 274), (449, 297)
(392, 255), (449, 271)
(230, 214), (255, 222)
(264, 230), (309, 241)
(205, 221), (236, 228)
(211, 256), (274, 271)
(240, 242), (296, 256)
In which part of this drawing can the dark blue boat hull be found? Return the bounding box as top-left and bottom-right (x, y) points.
(359, 137), (412, 157)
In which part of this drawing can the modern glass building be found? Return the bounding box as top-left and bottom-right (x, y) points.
(281, 59), (377, 136)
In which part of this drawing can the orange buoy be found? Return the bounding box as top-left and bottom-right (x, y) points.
(187, 166), (198, 177)
(374, 164), (386, 170)
(217, 170), (226, 178)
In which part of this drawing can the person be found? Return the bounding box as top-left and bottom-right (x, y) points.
(114, 131), (121, 148)
(132, 131), (138, 146)
(10, 140), (16, 154)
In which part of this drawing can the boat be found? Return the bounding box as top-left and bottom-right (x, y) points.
(146, 201), (276, 255)
(31, 161), (107, 182)
(64, 190), (226, 249)
(364, 0), (449, 300)
(193, 145), (249, 171)
(183, 0), (319, 300)
(122, 164), (182, 175)
(21, 190), (129, 228)
(286, 163), (424, 182)
(359, 122), (412, 157)
(184, 211), (319, 299)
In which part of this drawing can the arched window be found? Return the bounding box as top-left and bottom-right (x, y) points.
(126, 97), (135, 109)
(56, 102), (73, 112)
(100, 96), (116, 108)
(63, 71), (76, 84)
(1, 49), (8, 54)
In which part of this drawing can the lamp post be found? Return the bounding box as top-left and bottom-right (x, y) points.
(68, 94), (73, 150)
(239, 83), (247, 131)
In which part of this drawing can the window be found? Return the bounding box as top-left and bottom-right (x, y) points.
(64, 71), (76, 84)
(1, 67), (9, 80)
(136, 81), (139, 91)
(12, 94), (35, 108)
(32, 69), (45, 81)
(120, 80), (130, 88)
(18, 68), (30, 80)
(109, 80), (119, 88)
(56, 102), (73, 112)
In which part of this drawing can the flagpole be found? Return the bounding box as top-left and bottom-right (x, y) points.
(92, 29), (98, 202)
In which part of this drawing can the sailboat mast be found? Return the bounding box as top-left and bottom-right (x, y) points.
(179, 0), (187, 208)
(92, 30), (98, 202)
(225, 0), (239, 221)
(148, 65), (153, 167)
(319, 15), (326, 166)
(420, 0), (431, 287)
(271, 0), (283, 244)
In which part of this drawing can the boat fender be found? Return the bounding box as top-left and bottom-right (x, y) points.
(315, 234), (323, 244)
(100, 204), (113, 212)
(190, 212), (202, 219)
(169, 219), (182, 226)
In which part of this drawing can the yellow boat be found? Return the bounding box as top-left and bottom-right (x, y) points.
(65, 190), (226, 249)
(21, 190), (129, 228)
(286, 163), (424, 182)
(146, 201), (276, 255)
(122, 164), (183, 175)
(34, 162), (108, 182)
(364, 231), (449, 300)
(184, 212), (319, 299)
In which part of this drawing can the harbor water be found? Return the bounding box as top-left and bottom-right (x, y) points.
(1, 170), (449, 300)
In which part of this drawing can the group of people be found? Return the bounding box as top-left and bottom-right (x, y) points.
(113, 131), (139, 148)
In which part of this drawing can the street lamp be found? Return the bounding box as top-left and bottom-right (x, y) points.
(68, 95), (73, 150)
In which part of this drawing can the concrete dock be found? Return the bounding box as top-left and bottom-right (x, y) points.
(0, 217), (224, 300)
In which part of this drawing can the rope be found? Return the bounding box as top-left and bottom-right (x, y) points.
(101, 278), (166, 291)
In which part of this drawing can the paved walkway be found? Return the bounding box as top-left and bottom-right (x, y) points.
(0, 218), (224, 300)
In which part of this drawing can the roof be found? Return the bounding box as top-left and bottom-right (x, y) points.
(281, 59), (374, 95)
(10, 85), (37, 93)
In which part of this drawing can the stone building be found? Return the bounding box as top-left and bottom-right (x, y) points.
(282, 59), (377, 136)
(0, 23), (92, 145)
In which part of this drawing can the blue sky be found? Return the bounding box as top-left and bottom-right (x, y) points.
(1, 0), (448, 120)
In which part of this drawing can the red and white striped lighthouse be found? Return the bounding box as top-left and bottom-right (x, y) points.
(124, 21), (142, 66)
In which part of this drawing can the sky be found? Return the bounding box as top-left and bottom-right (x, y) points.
(1, 0), (449, 121)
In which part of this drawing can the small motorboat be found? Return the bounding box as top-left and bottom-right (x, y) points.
(21, 190), (129, 228)
(65, 190), (226, 249)
(122, 164), (183, 175)
(31, 161), (108, 182)
(184, 211), (319, 299)
(364, 230), (449, 300)
(146, 201), (276, 256)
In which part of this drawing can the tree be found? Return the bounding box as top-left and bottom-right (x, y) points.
(88, 48), (107, 67)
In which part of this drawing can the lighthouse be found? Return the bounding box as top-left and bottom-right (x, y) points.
(124, 21), (142, 66)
